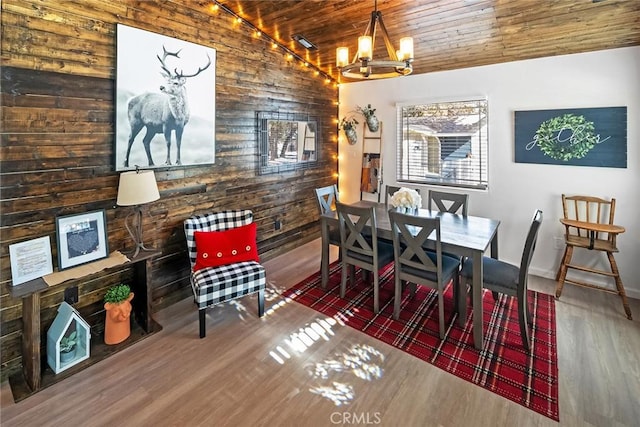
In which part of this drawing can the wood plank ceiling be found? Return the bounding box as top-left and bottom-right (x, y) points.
(215, 0), (640, 82)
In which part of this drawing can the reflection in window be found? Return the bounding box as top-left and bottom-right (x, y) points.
(266, 120), (316, 163)
(258, 111), (319, 175)
(397, 99), (488, 189)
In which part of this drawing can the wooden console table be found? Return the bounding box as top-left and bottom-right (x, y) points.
(7, 251), (162, 402)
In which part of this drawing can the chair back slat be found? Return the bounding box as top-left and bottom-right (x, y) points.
(184, 210), (254, 268)
(428, 190), (469, 216)
(315, 185), (339, 215)
(389, 210), (441, 275)
(562, 194), (615, 242)
(518, 209), (543, 293)
(336, 202), (378, 260)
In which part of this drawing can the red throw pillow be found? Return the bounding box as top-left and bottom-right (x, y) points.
(193, 223), (259, 271)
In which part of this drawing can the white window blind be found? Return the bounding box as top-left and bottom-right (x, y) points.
(397, 99), (488, 190)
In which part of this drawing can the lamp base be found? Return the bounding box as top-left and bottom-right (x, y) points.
(126, 242), (157, 260)
(124, 208), (155, 259)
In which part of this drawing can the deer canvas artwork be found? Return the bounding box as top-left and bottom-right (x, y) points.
(115, 24), (216, 170)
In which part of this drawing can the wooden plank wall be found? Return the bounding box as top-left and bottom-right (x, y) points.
(0, 0), (338, 381)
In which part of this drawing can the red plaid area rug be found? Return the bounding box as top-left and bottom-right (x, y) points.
(283, 261), (559, 421)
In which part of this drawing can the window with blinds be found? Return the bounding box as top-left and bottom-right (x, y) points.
(397, 99), (488, 190)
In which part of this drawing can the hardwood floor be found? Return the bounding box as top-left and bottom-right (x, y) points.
(2, 238), (639, 426)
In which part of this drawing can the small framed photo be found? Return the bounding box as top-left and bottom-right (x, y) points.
(56, 210), (109, 270)
(9, 236), (54, 285)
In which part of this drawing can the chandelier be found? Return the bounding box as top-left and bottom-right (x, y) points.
(336, 0), (414, 80)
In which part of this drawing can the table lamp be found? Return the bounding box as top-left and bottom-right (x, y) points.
(116, 169), (160, 258)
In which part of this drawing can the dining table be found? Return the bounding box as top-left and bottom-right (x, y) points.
(320, 200), (501, 350)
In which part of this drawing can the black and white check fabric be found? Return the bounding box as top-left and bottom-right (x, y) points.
(191, 261), (265, 309)
(184, 210), (265, 310)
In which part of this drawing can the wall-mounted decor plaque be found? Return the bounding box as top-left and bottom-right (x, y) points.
(515, 107), (627, 168)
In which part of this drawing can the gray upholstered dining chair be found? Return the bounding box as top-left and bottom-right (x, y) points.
(459, 209), (543, 351)
(428, 190), (468, 216)
(389, 209), (462, 339)
(336, 202), (395, 314)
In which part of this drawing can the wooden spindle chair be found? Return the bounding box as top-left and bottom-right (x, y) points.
(555, 195), (631, 319)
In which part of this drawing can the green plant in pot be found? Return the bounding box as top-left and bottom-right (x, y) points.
(60, 330), (77, 363)
(104, 284), (132, 304)
(104, 284), (134, 345)
(357, 104), (379, 132)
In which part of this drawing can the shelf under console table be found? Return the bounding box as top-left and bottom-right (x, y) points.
(7, 250), (162, 402)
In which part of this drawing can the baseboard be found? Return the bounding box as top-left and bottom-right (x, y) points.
(529, 266), (640, 300)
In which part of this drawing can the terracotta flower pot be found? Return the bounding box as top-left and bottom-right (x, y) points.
(104, 292), (134, 345)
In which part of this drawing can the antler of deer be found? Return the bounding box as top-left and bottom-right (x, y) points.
(156, 45), (211, 79)
(174, 54), (212, 78)
(157, 46), (182, 78)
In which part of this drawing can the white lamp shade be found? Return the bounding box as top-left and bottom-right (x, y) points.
(116, 170), (160, 206)
(336, 46), (349, 67)
(358, 36), (372, 60)
(399, 37), (414, 60)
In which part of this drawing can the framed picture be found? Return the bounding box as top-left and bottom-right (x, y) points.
(9, 236), (54, 285)
(514, 106), (627, 168)
(56, 210), (109, 270)
(115, 24), (216, 171)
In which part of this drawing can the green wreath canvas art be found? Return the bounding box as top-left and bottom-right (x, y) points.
(534, 114), (598, 161)
(514, 107), (627, 168)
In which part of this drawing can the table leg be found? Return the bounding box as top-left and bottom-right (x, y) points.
(472, 251), (484, 350)
(320, 218), (329, 289)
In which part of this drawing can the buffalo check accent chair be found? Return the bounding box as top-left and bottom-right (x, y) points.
(184, 210), (265, 338)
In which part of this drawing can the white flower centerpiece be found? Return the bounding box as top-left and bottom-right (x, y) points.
(390, 187), (422, 214)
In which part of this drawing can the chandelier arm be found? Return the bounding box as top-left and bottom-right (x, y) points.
(370, 11), (379, 41)
(376, 12), (399, 61)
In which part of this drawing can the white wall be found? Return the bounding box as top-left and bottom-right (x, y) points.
(338, 47), (640, 298)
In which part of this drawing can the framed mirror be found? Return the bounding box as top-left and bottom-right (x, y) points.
(257, 111), (319, 175)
